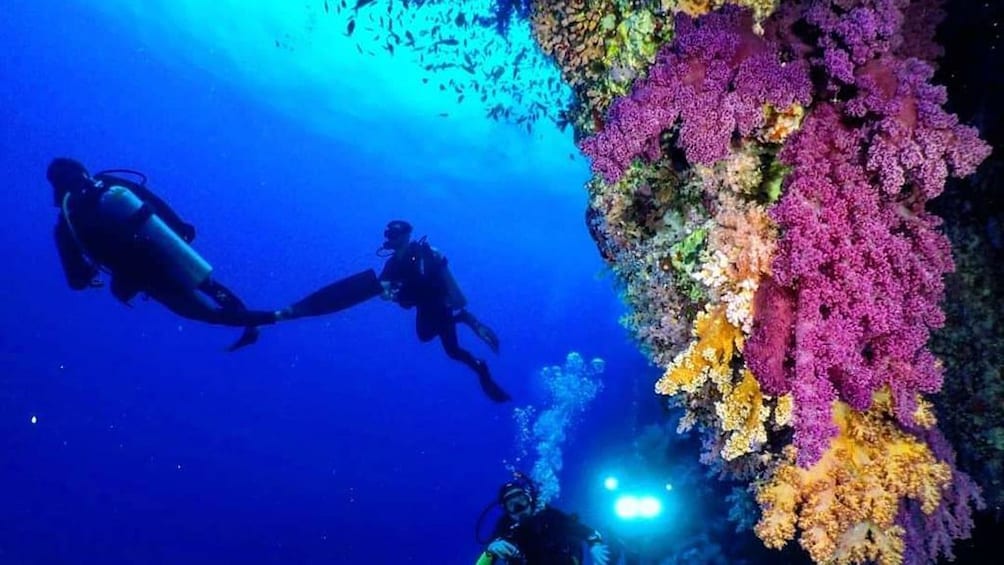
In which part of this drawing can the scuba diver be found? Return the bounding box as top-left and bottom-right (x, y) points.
(376, 220), (510, 403)
(48, 157), (280, 351)
(475, 474), (612, 565)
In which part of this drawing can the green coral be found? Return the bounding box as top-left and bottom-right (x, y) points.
(758, 154), (789, 204)
(670, 226), (709, 302)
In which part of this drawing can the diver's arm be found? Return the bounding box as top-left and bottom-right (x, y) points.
(128, 184), (196, 242)
(54, 218), (98, 290)
(549, 507), (602, 543)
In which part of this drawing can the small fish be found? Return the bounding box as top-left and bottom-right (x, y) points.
(405, 31), (415, 45)
(458, 95), (464, 103)
(385, 43), (394, 54)
(455, 13), (466, 26)
(354, 0), (375, 10)
(323, 0), (329, 13)
(439, 112), (449, 117)
(347, 19), (355, 35)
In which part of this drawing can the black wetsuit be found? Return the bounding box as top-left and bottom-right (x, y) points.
(379, 240), (509, 402)
(54, 174), (276, 335)
(489, 507), (597, 565)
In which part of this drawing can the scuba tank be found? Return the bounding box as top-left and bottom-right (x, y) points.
(97, 184), (213, 290)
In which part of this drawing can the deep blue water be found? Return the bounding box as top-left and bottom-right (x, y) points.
(0, 2), (664, 563)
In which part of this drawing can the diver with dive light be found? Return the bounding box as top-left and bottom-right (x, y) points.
(48, 157), (284, 351)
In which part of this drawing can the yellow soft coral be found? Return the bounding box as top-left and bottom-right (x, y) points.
(668, 0), (780, 25)
(656, 304), (742, 396)
(716, 369), (770, 460)
(754, 390), (952, 565)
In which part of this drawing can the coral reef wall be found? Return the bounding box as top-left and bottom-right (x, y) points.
(526, 0), (996, 562)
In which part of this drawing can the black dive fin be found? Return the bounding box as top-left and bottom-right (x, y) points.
(285, 269), (383, 319)
(227, 326), (260, 352)
(476, 361), (511, 403)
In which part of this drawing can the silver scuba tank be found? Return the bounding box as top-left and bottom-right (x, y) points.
(98, 184), (213, 289)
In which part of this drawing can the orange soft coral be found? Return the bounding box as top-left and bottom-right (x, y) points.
(656, 304), (742, 396)
(754, 390), (952, 565)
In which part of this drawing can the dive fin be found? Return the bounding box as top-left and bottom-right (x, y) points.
(227, 326), (260, 352)
(474, 323), (500, 355)
(476, 360), (511, 403)
(284, 269), (383, 319)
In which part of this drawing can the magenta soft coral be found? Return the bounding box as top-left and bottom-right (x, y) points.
(849, 56), (991, 199)
(579, 6), (812, 184)
(770, 102), (947, 464)
(768, 76), (987, 465)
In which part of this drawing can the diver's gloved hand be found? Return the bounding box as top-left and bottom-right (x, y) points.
(486, 539), (520, 560)
(379, 281), (399, 301)
(589, 543), (611, 565)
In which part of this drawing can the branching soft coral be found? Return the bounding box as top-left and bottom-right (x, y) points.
(754, 390), (952, 565)
(896, 426), (985, 565)
(657, 304), (743, 396)
(768, 60), (989, 464)
(580, 5), (812, 183)
(715, 369), (770, 460)
(656, 305), (791, 463)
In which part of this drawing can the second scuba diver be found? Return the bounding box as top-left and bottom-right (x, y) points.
(376, 220), (509, 403)
(276, 219), (510, 402)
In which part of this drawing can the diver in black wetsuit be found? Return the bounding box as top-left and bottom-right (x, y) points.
(476, 475), (612, 565)
(377, 220), (509, 403)
(48, 157), (279, 351)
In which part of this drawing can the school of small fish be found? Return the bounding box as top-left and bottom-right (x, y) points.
(279, 0), (572, 136)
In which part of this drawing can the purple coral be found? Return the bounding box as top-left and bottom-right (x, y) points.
(770, 101), (954, 465)
(768, 45), (990, 465)
(850, 57), (990, 198)
(579, 6), (812, 184)
(897, 426), (985, 564)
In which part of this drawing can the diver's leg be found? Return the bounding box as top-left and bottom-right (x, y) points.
(198, 279), (278, 327)
(415, 306), (441, 342)
(439, 321), (510, 403)
(196, 279), (280, 351)
(151, 287), (224, 324)
(454, 309), (500, 354)
(148, 287), (259, 351)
